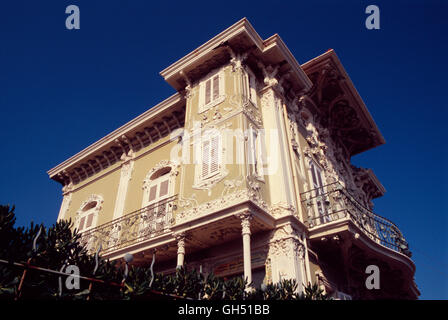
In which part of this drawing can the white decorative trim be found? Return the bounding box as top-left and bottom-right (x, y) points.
(142, 160), (180, 190)
(141, 160), (179, 209)
(112, 152), (134, 220)
(198, 68), (226, 114)
(270, 202), (297, 218)
(192, 128), (229, 195)
(47, 93), (183, 179)
(57, 191), (72, 222)
(76, 194), (104, 230)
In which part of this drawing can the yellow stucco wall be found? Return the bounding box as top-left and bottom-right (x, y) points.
(62, 63), (280, 227)
(124, 138), (180, 214)
(64, 167), (121, 226)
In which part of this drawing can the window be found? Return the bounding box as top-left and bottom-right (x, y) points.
(76, 195), (103, 232)
(244, 68), (258, 107)
(147, 167), (172, 205)
(309, 161), (330, 224)
(141, 165), (176, 234)
(201, 135), (221, 180)
(199, 70), (225, 113)
(247, 127), (264, 179)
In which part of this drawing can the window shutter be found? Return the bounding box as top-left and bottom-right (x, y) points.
(243, 72), (250, 100)
(148, 185), (157, 202)
(79, 216), (85, 231)
(86, 213), (94, 228)
(248, 129), (256, 165)
(202, 140), (210, 178)
(255, 132), (264, 177)
(205, 79), (211, 105)
(159, 179), (169, 197)
(249, 74), (257, 106)
(212, 75), (220, 100)
(316, 167), (324, 188)
(210, 135), (220, 175)
(310, 162), (318, 188)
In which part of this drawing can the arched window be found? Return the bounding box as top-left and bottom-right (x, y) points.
(76, 195), (103, 232)
(142, 160), (178, 208)
(140, 161), (178, 234)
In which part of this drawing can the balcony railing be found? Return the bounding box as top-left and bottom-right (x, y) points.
(79, 196), (177, 255)
(300, 182), (411, 257)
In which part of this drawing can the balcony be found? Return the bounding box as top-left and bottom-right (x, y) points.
(79, 196), (177, 256)
(300, 182), (411, 258)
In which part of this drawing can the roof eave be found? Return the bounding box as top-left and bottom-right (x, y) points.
(47, 92), (184, 180)
(302, 49), (386, 151)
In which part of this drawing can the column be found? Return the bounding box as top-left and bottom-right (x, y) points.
(239, 212), (252, 290)
(176, 233), (186, 269)
(113, 154), (134, 220)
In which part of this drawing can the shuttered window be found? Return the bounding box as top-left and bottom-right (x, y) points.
(77, 200), (99, 232)
(159, 179), (169, 197)
(248, 128), (257, 167)
(145, 169), (172, 208)
(248, 72), (257, 106)
(212, 75), (220, 100)
(148, 185), (157, 202)
(205, 79), (211, 105)
(309, 161), (329, 223)
(79, 216), (86, 231)
(201, 135), (220, 179)
(248, 128), (264, 178)
(86, 213), (94, 228)
(199, 71), (223, 112)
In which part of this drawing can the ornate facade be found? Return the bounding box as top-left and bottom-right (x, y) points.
(48, 18), (418, 299)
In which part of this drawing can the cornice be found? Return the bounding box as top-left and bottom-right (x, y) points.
(47, 92), (184, 180)
(160, 17), (312, 93)
(301, 49), (386, 153)
(160, 18), (264, 86)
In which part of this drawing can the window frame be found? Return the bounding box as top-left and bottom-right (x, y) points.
(142, 163), (177, 209)
(76, 195), (103, 233)
(247, 126), (264, 180)
(307, 160), (330, 224)
(200, 133), (222, 180)
(198, 69), (225, 113)
(244, 67), (258, 107)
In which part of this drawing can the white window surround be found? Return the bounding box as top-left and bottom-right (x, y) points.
(141, 160), (179, 208)
(198, 68), (225, 113)
(140, 160), (179, 234)
(244, 67), (258, 108)
(192, 130), (228, 193)
(247, 125), (264, 181)
(307, 160), (330, 224)
(75, 194), (104, 232)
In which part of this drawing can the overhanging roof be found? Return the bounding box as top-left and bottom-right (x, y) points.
(47, 93), (184, 182)
(160, 18), (312, 93)
(301, 49), (385, 156)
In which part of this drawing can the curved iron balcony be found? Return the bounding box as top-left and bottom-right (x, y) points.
(79, 195), (177, 255)
(300, 182), (411, 257)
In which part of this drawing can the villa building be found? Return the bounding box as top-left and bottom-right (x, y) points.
(48, 18), (419, 299)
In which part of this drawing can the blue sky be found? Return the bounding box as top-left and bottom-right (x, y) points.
(0, 0), (446, 299)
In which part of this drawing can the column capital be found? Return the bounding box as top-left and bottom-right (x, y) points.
(238, 211), (252, 236)
(175, 232), (186, 254)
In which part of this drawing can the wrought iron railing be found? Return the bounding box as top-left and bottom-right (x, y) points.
(79, 196), (177, 255)
(300, 182), (411, 257)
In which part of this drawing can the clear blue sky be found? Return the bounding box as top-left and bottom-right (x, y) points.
(0, 0), (446, 299)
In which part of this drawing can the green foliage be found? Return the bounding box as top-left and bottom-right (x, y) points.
(0, 205), (329, 300)
(298, 282), (330, 300)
